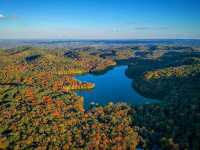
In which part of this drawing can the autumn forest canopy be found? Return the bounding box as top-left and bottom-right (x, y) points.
(0, 40), (200, 150)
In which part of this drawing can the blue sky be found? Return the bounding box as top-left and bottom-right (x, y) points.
(0, 0), (200, 39)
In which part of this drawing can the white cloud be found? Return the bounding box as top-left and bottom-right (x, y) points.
(0, 14), (5, 19)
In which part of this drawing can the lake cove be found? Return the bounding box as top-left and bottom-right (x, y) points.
(76, 66), (158, 108)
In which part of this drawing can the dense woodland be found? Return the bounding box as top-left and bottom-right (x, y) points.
(0, 44), (200, 149)
(0, 46), (138, 150)
(126, 48), (200, 150)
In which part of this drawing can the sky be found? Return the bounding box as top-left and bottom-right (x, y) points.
(0, 0), (200, 39)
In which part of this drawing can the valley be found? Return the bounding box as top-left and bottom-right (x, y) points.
(0, 41), (200, 149)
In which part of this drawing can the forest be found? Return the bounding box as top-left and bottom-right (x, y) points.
(126, 48), (200, 150)
(0, 44), (200, 150)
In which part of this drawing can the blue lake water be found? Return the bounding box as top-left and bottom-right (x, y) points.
(76, 66), (158, 108)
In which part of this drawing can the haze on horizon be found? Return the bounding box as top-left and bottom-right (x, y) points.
(0, 0), (200, 39)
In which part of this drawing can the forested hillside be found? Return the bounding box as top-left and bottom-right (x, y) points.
(126, 49), (200, 150)
(0, 46), (139, 149)
(0, 45), (200, 150)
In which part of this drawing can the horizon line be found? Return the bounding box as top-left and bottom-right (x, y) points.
(1, 38), (200, 41)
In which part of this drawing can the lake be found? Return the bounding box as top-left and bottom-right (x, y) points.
(76, 66), (158, 108)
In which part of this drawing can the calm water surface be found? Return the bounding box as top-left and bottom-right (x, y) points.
(76, 66), (158, 108)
